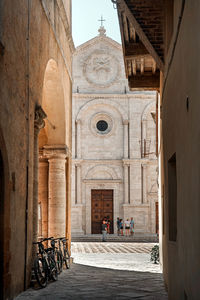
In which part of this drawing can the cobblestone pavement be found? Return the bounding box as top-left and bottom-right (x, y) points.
(72, 242), (156, 254)
(16, 242), (168, 300)
(71, 242), (161, 273)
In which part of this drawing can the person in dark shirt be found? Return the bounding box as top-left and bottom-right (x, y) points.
(102, 220), (107, 242)
(117, 217), (120, 236)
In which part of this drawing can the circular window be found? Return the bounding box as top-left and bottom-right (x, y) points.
(90, 112), (114, 137)
(96, 120), (108, 132)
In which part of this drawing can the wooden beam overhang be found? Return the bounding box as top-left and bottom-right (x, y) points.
(124, 41), (149, 56)
(117, 0), (164, 71)
(128, 70), (160, 90)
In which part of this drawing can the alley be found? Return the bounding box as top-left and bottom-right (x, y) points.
(16, 243), (168, 300)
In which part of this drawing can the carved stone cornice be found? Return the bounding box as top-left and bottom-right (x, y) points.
(83, 179), (122, 184)
(73, 92), (156, 100)
(73, 159), (83, 166)
(122, 159), (130, 166)
(74, 34), (122, 55)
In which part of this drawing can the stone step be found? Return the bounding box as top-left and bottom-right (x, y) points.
(71, 234), (158, 243)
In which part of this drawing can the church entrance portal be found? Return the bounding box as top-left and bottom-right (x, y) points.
(91, 189), (113, 234)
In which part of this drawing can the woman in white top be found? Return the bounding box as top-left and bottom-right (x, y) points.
(125, 219), (130, 236)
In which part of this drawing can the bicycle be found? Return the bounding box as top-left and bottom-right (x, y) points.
(51, 238), (63, 274)
(61, 238), (71, 269)
(33, 237), (58, 288)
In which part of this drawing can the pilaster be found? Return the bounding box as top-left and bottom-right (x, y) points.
(33, 106), (47, 256)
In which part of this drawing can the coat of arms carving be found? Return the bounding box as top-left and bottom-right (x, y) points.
(83, 50), (119, 86)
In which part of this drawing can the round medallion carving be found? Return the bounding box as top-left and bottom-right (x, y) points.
(83, 50), (119, 86)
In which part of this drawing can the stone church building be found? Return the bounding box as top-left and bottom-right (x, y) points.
(71, 26), (158, 236)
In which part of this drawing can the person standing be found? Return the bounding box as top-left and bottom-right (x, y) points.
(120, 219), (124, 236)
(130, 217), (135, 236)
(102, 220), (107, 242)
(117, 217), (120, 236)
(125, 218), (130, 236)
(107, 217), (110, 234)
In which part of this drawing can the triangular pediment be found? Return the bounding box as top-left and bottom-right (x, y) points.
(74, 33), (122, 55)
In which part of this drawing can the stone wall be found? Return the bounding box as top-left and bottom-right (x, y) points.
(0, 1), (73, 298)
(162, 1), (200, 298)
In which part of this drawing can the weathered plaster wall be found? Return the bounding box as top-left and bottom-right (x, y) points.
(0, 0), (73, 298)
(162, 1), (200, 299)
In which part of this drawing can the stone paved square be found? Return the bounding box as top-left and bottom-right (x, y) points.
(15, 242), (168, 300)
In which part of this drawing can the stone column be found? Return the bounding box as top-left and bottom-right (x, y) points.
(123, 120), (129, 159)
(48, 152), (67, 238)
(76, 162), (82, 204)
(38, 158), (48, 238)
(76, 119), (81, 159)
(33, 106), (47, 256)
(123, 162), (129, 204)
(142, 164), (147, 203)
(142, 119), (147, 157)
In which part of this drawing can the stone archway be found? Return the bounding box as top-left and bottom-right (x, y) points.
(37, 59), (69, 241)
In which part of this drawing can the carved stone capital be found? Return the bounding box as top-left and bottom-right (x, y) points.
(34, 105), (47, 131)
(122, 159), (130, 166)
(43, 144), (69, 159)
(123, 119), (129, 125)
(75, 119), (81, 125)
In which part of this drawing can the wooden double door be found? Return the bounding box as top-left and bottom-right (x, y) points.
(91, 189), (113, 234)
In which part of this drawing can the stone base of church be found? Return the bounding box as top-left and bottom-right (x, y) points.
(71, 201), (158, 236)
(71, 233), (158, 243)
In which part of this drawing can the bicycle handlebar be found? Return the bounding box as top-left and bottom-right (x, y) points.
(32, 237), (54, 244)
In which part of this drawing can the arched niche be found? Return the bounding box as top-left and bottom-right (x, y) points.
(141, 101), (156, 158)
(40, 59), (66, 146)
(76, 98), (128, 123)
(86, 165), (119, 180)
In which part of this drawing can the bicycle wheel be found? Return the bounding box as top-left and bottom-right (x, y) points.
(64, 248), (70, 269)
(56, 250), (63, 274)
(49, 256), (58, 281)
(34, 257), (48, 288)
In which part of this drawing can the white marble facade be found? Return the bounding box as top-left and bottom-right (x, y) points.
(71, 27), (158, 235)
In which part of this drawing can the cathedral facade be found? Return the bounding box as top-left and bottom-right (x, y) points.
(71, 27), (158, 235)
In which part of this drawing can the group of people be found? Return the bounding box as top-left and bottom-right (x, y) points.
(117, 217), (135, 237)
(101, 217), (135, 241)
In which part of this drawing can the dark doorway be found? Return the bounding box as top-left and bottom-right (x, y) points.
(91, 189), (113, 234)
(0, 150), (4, 299)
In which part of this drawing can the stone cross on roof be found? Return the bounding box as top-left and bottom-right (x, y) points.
(98, 15), (106, 27)
(98, 15), (106, 36)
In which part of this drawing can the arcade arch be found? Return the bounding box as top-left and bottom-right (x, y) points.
(37, 59), (69, 241)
